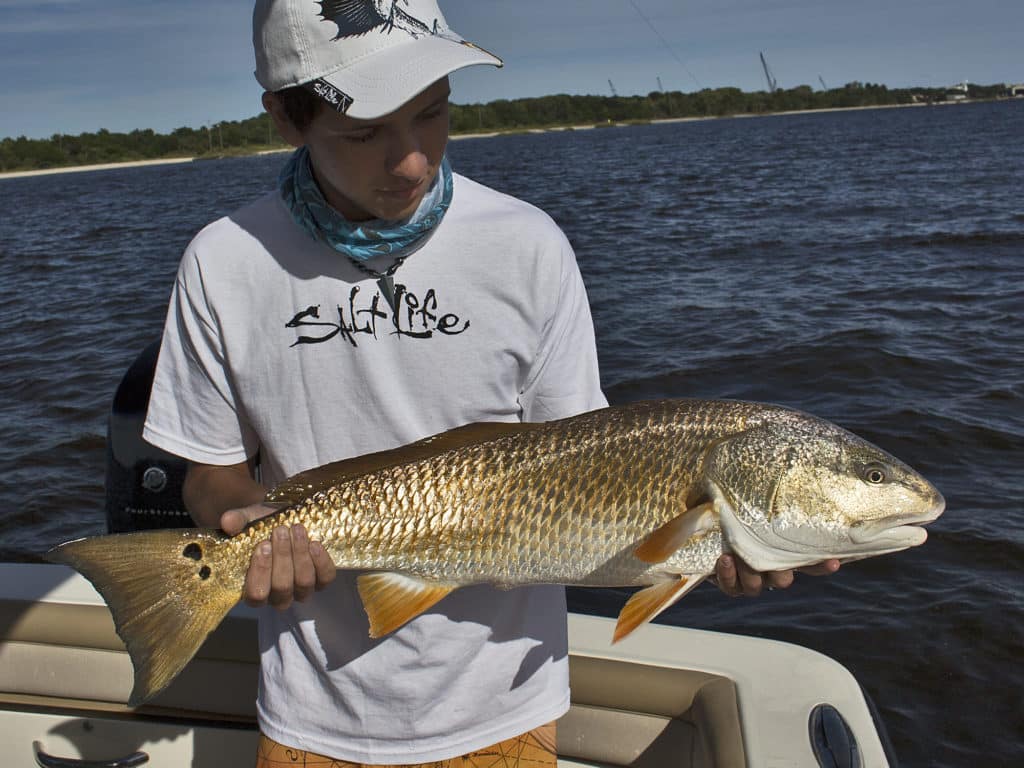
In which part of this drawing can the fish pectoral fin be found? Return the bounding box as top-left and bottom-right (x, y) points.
(613, 575), (705, 644)
(356, 572), (456, 638)
(634, 501), (717, 564)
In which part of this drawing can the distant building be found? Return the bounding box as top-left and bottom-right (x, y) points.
(1008, 84), (1024, 97)
(946, 82), (969, 101)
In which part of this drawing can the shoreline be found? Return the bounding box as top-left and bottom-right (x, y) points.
(452, 100), (945, 140)
(0, 99), (999, 178)
(0, 156), (196, 180)
(0, 148), (293, 180)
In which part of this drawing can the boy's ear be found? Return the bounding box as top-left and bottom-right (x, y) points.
(262, 91), (306, 148)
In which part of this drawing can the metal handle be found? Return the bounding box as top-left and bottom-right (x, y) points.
(33, 741), (149, 768)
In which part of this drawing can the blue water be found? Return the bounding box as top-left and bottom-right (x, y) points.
(1, 100), (1021, 766)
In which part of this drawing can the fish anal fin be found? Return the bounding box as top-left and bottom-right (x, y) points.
(634, 501), (717, 564)
(613, 575), (705, 644)
(266, 422), (540, 505)
(356, 572), (456, 638)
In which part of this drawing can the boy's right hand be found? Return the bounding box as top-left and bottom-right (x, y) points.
(221, 503), (337, 609)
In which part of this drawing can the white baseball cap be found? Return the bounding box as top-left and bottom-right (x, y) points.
(253, 0), (502, 120)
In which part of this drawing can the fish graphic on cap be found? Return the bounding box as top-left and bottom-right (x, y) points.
(318, 0), (438, 38)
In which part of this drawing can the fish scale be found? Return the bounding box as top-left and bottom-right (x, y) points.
(244, 402), (730, 584)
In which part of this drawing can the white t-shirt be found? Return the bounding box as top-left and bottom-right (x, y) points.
(143, 173), (606, 762)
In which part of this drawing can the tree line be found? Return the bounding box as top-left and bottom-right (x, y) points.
(1, 82), (1013, 173)
(450, 81), (1009, 132)
(0, 113), (281, 173)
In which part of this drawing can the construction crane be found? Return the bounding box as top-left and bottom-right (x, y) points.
(657, 76), (665, 93)
(608, 79), (618, 97)
(760, 51), (778, 93)
(819, 75), (829, 91)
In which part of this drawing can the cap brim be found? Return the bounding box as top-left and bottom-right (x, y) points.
(317, 35), (502, 120)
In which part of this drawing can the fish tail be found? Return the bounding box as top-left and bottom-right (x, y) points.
(47, 528), (244, 706)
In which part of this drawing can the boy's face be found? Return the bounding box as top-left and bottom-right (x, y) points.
(268, 78), (451, 222)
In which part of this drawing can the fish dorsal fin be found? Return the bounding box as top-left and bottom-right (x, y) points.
(633, 501), (717, 564)
(613, 575), (705, 643)
(266, 421), (539, 505)
(356, 572), (457, 638)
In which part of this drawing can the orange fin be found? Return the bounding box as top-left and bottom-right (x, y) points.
(634, 501), (716, 564)
(356, 572), (457, 638)
(613, 576), (705, 643)
(266, 422), (540, 504)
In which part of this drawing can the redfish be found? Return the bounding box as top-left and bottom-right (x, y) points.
(49, 399), (944, 705)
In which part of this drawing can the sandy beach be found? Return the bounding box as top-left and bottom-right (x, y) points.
(451, 101), (940, 140)
(0, 156), (196, 180)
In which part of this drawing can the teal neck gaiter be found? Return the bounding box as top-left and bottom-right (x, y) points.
(279, 145), (453, 263)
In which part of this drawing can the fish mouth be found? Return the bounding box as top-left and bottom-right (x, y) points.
(848, 494), (945, 548)
(849, 523), (929, 549)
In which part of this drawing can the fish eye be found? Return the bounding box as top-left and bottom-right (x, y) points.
(862, 463), (888, 485)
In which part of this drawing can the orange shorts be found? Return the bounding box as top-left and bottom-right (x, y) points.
(255, 723), (557, 768)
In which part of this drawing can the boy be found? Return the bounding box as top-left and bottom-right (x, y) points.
(144, 1), (834, 764)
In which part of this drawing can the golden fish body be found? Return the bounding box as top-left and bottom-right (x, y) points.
(49, 399), (944, 705)
(257, 400), (726, 586)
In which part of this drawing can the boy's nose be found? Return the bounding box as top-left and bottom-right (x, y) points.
(388, 134), (429, 180)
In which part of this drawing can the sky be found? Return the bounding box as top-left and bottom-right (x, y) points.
(1, 0), (1022, 140)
